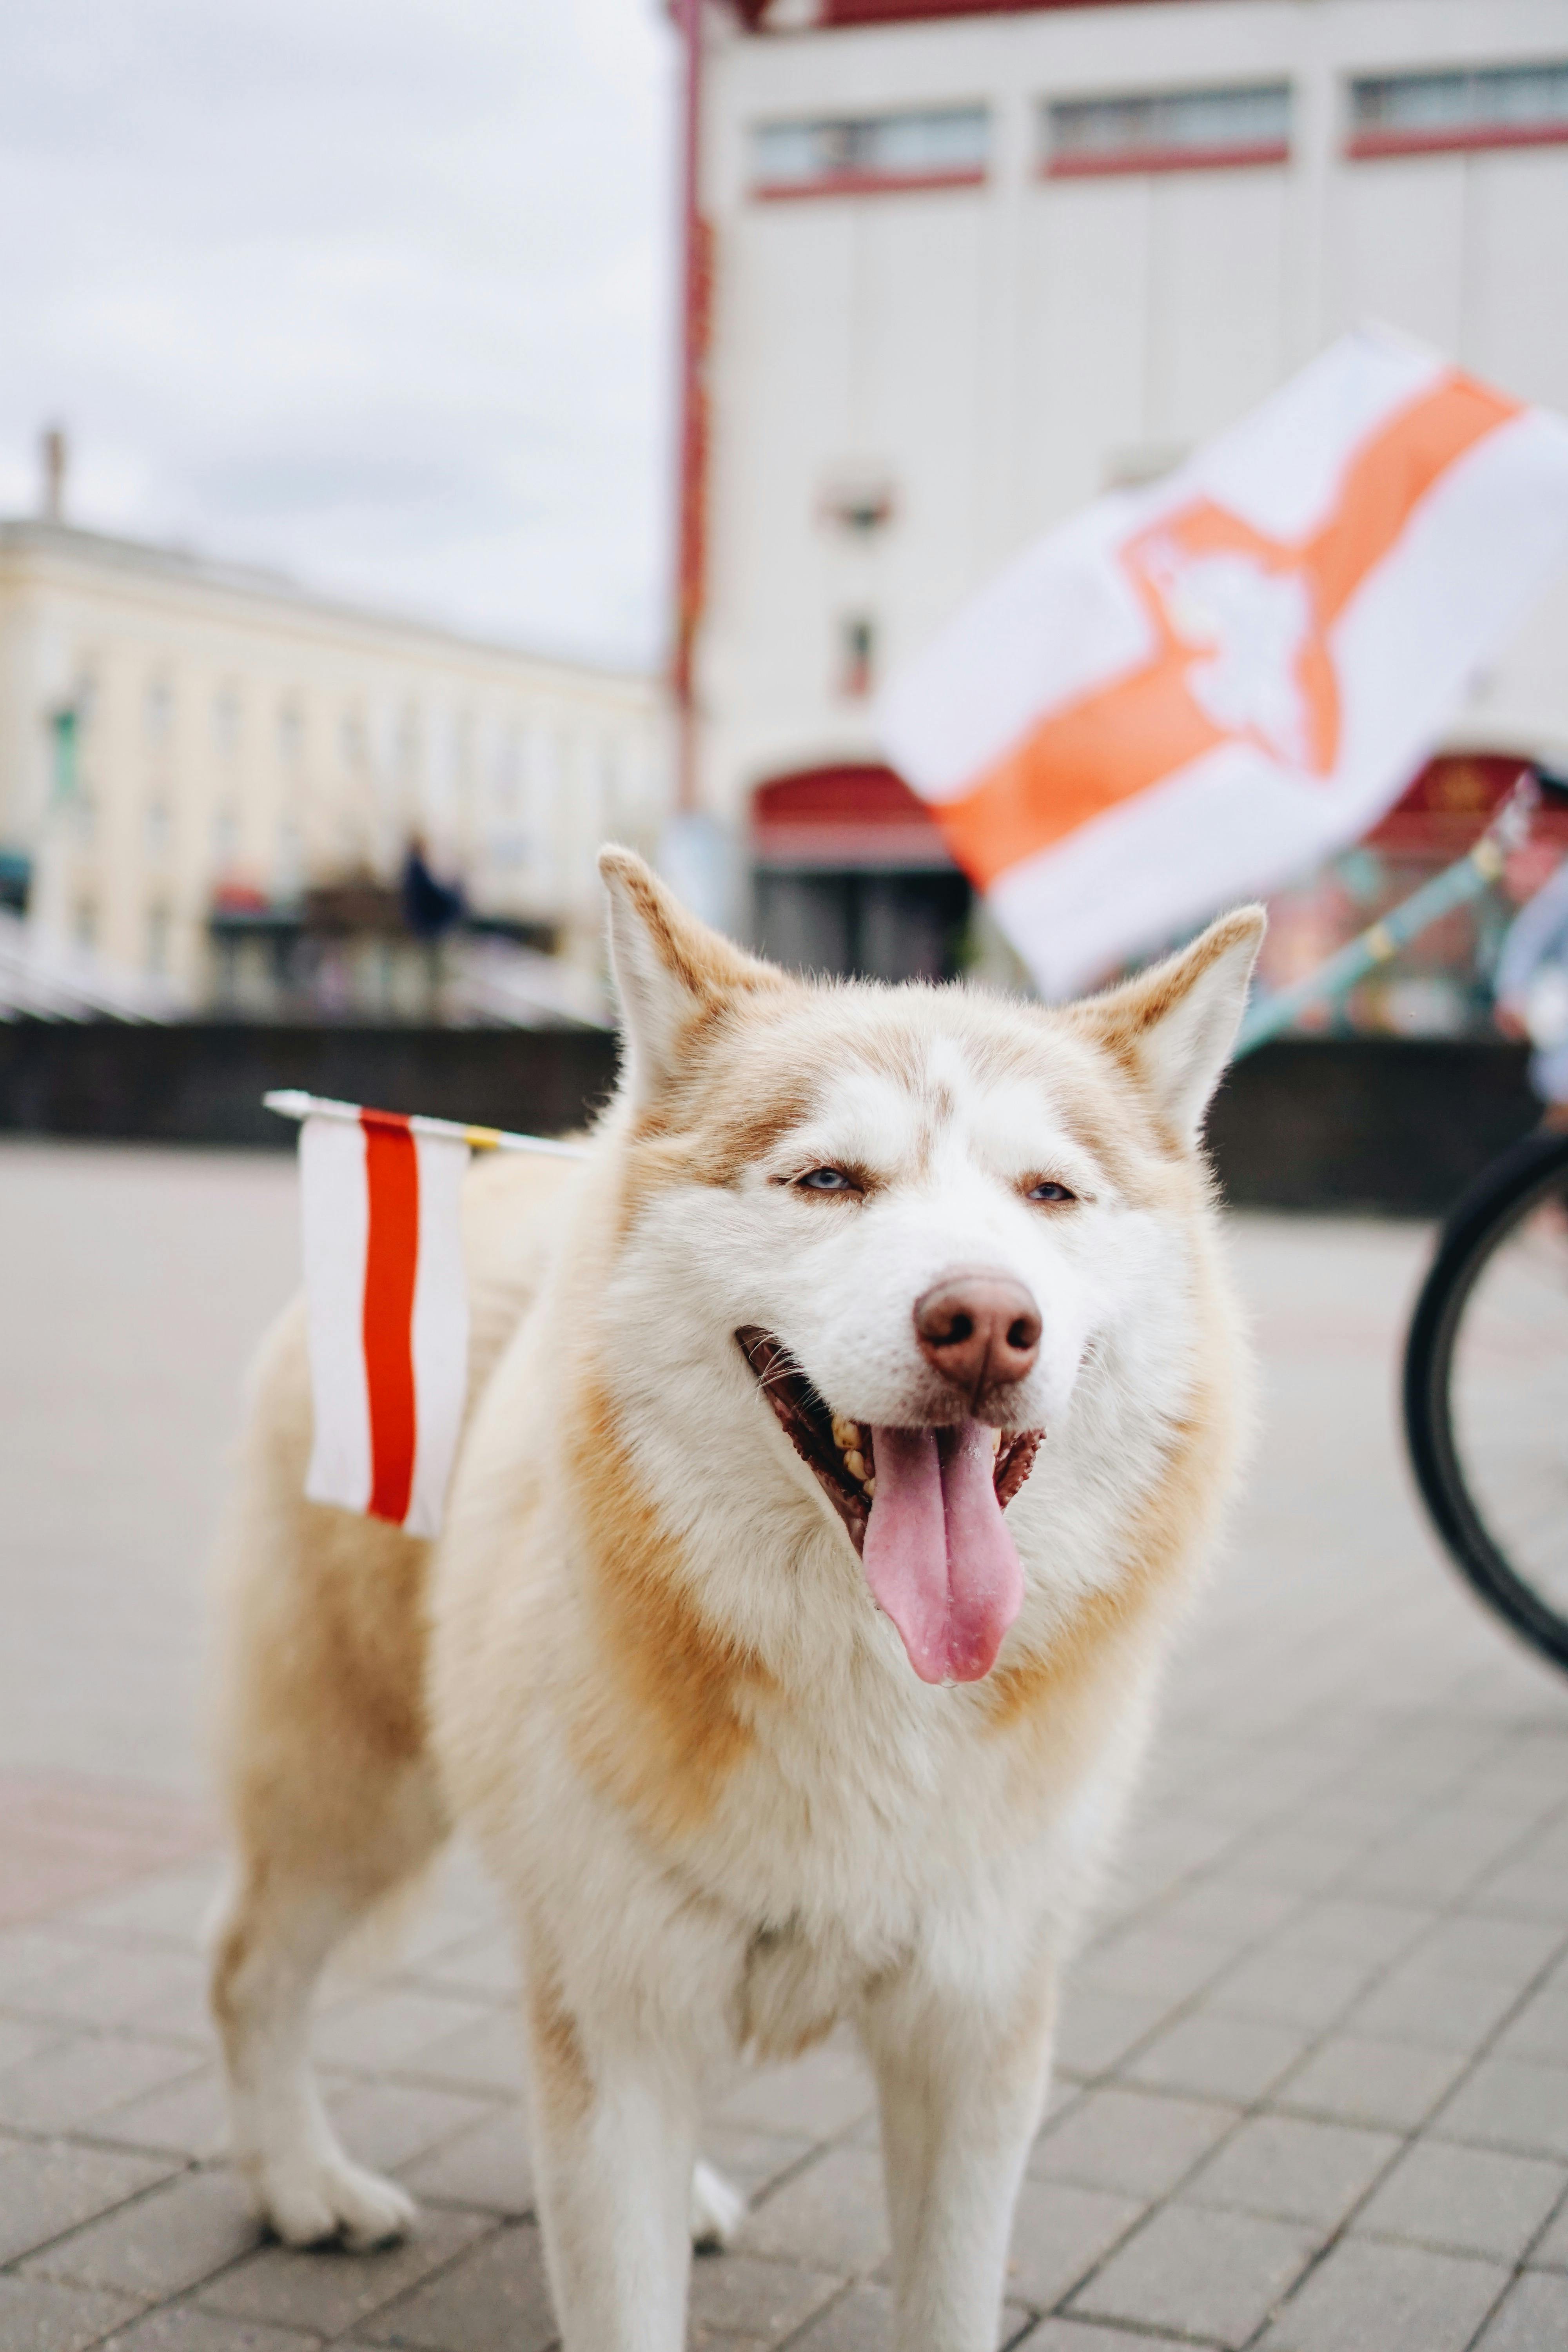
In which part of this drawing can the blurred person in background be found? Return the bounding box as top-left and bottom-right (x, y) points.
(1495, 778), (1568, 1125)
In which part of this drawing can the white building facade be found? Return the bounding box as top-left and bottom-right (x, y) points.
(0, 518), (668, 1006)
(694, 0), (1568, 982)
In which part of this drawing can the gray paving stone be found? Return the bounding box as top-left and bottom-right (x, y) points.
(717, 2045), (875, 2140)
(1527, 2188), (1568, 2269)
(739, 2145), (888, 2276)
(1081, 1929), (1234, 2007)
(195, 2205), (491, 2336)
(84, 2065), (229, 2163)
(1005, 2177), (1144, 2308)
(1493, 1985), (1568, 2064)
(699, 2121), (817, 2200)
(1339, 1962), (1524, 2051)
(1184, 2113), (1399, 2229)
(1122, 2013), (1308, 2104)
(1028, 2086), (1237, 2199)
(1014, 2325), (1210, 2352)
(1406, 1915), (1566, 1987)
(325, 2079), (497, 2176)
(1354, 2138), (1566, 2263)
(1052, 1990), (1171, 2080)
(0, 2018), (60, 2074)
(1434, 2058), (1568, 2160)
(314, 1991), (495, 2076)
(388, 2011), (524, 2098)
(0, 2033), (205, 2135)
(687, 2253), (840, 2343)
(1279, 1897), (1433, 1967)
(1274, 2033), (1468, 2130)
(1203, 1950), (1373, 2033)
(0, 2134), (176, 2265)
(405, 1935), (517, 2002)
(1475, 2270), (1568, 2350)
(355, 2221), (555, 2351)
(20, 2166), (260, 2299)
(59, 1869), (224, 1950)
(1342, 1812), (1527, 1906)
(1261, 2235), (1508, 2352)
(0, 2273), (143, 2352)
(1070, 2201), (1314, 2348)
(1142, 1877), (1302, 1950)
(3, 1945), (209, 2043)
(782, 2283), (893, 2352)
(397, 2106), (535, 2214)
(0, 1927), (102, 2003)
(100, 2314), (324, 2351)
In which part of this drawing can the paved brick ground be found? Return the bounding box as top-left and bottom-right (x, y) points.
(4, 1143), (1568, 2350)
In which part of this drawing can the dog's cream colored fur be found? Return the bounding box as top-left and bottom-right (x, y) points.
(209, 850), (1261, 2352)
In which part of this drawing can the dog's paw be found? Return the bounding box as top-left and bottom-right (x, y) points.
(254, 2152), (417, 2251)
(691, 2157), (746, 2251)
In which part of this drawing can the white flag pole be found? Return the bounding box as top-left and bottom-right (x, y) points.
(263, 1089), (591, 1160)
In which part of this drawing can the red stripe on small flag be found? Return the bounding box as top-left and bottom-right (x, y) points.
(361, 1112), (419, 1525)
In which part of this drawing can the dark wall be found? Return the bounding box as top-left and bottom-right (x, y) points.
(0, 1021), (1541, 1215)
(0, 1023), (621, 1151)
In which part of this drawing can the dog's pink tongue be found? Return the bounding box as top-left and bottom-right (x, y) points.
(862, 1423), (1024, 1685)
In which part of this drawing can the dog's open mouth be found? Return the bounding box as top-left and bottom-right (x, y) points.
(735, 1326), (1042, 1686)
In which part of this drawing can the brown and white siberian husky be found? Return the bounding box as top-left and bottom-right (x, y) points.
(209, 849), (1263, 2352)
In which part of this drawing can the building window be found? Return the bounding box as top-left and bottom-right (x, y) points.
(839, 615), (877, 700)
(278, 702), (304, 766)
(213, 805), (240, 865)
(213, 688), (241, 755)
(146, 903), (171, 977)
(754, 105), (988, 198)
(340, 712), (365, 769)
(1347, 62), (1568, 159)
(73, 897), (97, 951)
(1042, 83), (1291, 177)
(145, 801), (172, 862)
(144, 676), (173, 748)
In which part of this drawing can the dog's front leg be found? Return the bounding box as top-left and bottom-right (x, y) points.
(524, 1962), (697, 2352)
(860, 1956), (1057, 2352)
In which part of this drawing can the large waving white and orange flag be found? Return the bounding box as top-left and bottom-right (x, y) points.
(880, 329), (1568, 997)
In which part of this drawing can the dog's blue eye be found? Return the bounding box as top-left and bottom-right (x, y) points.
(798, 1167), (855, 1192)
(1027, 1181), (1076, 1205)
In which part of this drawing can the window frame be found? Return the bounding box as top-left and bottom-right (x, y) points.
(1345, 61), (1568, 161)
(1040, 81), (1293, 180)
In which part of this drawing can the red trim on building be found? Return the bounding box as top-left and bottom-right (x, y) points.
(1044, 139), (1289, 177)
(752, 764), (956, 867)
(1347, 122), (1568, 162)
(755, 165), (986, 198)
(817, 1), (1156, 23)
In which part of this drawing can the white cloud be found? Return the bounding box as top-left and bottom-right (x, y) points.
(0, 0), (679, 666)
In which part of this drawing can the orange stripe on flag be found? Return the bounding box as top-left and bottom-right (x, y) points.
(935, 371), (1521, 891)
(361, 1113), (419, 1526)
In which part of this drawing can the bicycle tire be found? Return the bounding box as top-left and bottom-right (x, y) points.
(1404, 1127), (1568, 1674)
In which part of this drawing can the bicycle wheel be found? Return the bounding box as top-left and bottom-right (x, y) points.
(1404, 1129), (1568, 1673)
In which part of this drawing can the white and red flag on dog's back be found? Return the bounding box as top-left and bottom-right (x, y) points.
(298, 1106), (470, 1538)
(880, 328), (1568, 997)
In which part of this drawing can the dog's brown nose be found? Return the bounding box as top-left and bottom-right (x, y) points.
(914, 1268), (1042, 1399)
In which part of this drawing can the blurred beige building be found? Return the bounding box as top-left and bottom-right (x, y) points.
(0, 507), (668, 1008)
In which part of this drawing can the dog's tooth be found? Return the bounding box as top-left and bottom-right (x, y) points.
(844, 1449), (866, 1483)
(991, 1428), (1002, 1454)
(864, 1477), (876, 1499)
(831, 1416), (857, 1453)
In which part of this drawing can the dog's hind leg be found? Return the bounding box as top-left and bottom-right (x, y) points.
(209, 1754), (447, 2248)
(208, 1331), (450, 2247)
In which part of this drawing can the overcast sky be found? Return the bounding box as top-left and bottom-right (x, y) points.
(0, 0), (679, 668)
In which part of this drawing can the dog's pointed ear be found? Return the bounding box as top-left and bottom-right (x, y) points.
(599, 846), (780, 1107)
(1076, 906), (1267, 1143)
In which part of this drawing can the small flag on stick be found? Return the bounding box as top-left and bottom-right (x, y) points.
(297, 1106), (470, 1538)
(880, 328), (1568, 998)
(267, 1093), (586, 1537)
